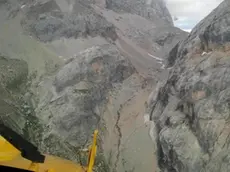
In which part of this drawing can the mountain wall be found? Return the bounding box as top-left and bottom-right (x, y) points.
(147, 1), (230, 171)
(0, 0), (186, 171)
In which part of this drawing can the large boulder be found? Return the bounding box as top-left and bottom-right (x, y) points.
(36, 44), (135, 156)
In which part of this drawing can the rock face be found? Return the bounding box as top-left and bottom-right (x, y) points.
(0, 55), (28, 89)
(38, 44), (135, 148)
(0, 55), (28, 135)
(105, 0), (173, 25)
(0, 0), (186, 171)
(22, 0), (117, 42)
(147, 1), (230, 171)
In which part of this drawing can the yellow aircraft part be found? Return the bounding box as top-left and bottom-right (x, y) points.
(87, 130), (98, 172)
(0, 152), (86, 172)
(0, 130), (99, 172)
(0, 137), (20, 161)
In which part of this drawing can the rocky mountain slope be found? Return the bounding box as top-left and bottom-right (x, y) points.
(147, 0), (230, 171)
(0, 0), (186, 171)
(105, 0), (173, 25)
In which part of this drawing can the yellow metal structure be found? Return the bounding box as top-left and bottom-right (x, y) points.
(0, 130), (98, 172)
(87, 130), (98, 172)
(29, 162), (40, 171)
(0, 137), (20, 161)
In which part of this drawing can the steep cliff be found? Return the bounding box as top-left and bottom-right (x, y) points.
(105, 0), (173, 25)
(0, 0), (186, 171)
(147, 0), (230, 171)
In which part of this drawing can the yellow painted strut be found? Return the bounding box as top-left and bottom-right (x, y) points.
(87, 130), (98, 172)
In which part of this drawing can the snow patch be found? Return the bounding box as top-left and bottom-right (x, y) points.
(148, 53), (163, 61)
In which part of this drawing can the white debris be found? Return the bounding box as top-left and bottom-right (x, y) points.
(21, 5), (26, 9)
(201, 51), (207, 56)
(147, 53), (166, 68)
(148, 53), (163, 61)
(80, 148), (89, 152)
(58, 56), (68, 61)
